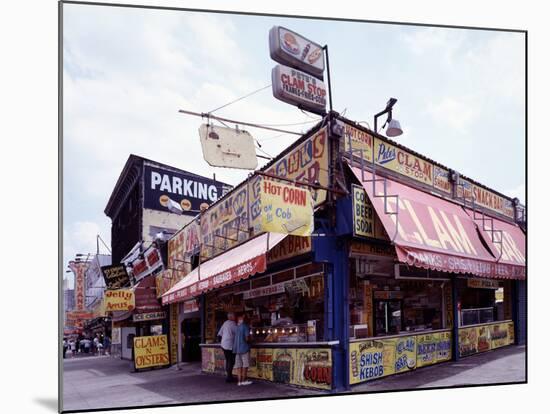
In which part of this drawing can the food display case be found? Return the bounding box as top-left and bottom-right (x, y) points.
(248, 320), (318, 343)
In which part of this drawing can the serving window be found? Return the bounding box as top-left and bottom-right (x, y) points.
(205, 262), (325, 344)
(457, 278), (512, 327)
(349, 259), (451, 339)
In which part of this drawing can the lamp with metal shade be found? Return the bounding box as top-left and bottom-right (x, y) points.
(386, 118), (403, 137)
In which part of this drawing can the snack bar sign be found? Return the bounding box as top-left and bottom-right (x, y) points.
(269, 26), (325, 79)
(272, 64), (327, 115)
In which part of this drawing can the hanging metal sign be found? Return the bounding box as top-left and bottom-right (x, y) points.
(271, 64), (327, 115)
(269, 26), (325, 79)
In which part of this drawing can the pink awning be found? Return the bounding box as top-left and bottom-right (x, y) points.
(162, 233), (287, 305)
(463, 209), (526, 279)
(350, 166), (522, 279)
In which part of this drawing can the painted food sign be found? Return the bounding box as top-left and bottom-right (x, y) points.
(294, 348), (332, 389)
(458, 321), (514, 357)
(201, 346), (331, 390)
(374, 138), (434, 186)
(259, 178), (313, 236)
(343, 124), (374, 162)
(133, 335), (170, 370)
(264, 127), (329, 207)
(104, 289), (135, 312)
(416, 331), (452, 367)
(272, 64), (327, 114)
(349, 331), (452, 385)
(269, 26), (325, 79)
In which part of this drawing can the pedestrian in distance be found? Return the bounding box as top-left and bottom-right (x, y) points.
(103, 335), (111, 356)
(63, 338), (68, 359)
(70, 339), (76, 358)
(217, 312), (237, 383)
(233, 313), (252, 386)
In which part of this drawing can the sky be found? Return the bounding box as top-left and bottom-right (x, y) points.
(62, 4), (525, 287)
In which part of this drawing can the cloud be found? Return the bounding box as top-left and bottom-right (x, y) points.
(425, 96), (478, 132)
(400, 27), (466, 64)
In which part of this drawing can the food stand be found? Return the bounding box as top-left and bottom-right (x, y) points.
(159, 115), (525, 391)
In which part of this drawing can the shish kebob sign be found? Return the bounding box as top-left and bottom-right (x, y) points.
(259, 178), (314, 237)
(271, 64), (327, 115)
(104, 289), (135, 312)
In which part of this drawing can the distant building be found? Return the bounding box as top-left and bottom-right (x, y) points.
(104, 154), (231, 263)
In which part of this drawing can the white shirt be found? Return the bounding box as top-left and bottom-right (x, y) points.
(217, 320), (237, 350)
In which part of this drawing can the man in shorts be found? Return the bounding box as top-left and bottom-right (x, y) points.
(233, 314), (252, 386)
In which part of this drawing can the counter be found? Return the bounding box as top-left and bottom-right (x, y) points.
(458, 320), (514, 357)
(200, 341), (339, 390)
(349, 329), (453, 385)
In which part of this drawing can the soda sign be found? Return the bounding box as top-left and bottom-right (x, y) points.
(272, 64), (327, 115)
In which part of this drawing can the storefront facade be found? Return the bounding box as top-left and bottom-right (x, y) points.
(157, 115), (525, 391)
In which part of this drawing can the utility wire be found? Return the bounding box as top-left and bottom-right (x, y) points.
(208, 84), (271, 114)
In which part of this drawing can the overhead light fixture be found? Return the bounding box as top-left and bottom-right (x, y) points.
(386, 119), (403, 137)
(374, 97), (403, 138)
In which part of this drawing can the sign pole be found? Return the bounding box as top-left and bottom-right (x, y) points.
(323, 45), (333, 113)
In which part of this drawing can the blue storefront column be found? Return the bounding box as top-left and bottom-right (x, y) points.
(314, 234), (350, 392)
(451, 276), (460, 361)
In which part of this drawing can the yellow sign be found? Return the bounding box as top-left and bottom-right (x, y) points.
(374, 138), (434, 186)
(259, 178), (313, 236)
(349, 330), (452, 384)
(104, 289), (135, 312)
(133, 335), (170, 369)
(170, 304), (178, 365)
(92, 298), (106, 318)
(458, 321), (514, 357)
(265, 127), (329, 207)
(416, 332), (452, 367)
(352, 184), (375, 238)
(433, 165), (452, 194)
(349, 338), (396, 384)
(343, 124), (374, 162)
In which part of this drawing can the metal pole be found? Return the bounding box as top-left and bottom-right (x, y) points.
(323, 45), (333, 113)
(178, 109), (302, 135)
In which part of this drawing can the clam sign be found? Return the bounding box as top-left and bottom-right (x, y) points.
(272, 65), (327, 115)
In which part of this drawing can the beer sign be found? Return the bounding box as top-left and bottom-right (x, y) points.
(269, 26), (325, 79)
(272, 64), (327, 115)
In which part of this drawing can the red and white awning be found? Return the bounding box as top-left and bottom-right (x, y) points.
(349, 166), (525, 279)
(162, 233), (287, 305)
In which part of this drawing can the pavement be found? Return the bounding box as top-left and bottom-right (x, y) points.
(349, 345), (526, 393)
(62, 356), (322, 412)
(62, 345), (526, 412)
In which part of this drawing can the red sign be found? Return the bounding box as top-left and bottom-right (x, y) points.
(163, 254), (267, 305)
(68, 261), (89, 311)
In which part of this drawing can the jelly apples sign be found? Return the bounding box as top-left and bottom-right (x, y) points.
(271, 64), (327, 115)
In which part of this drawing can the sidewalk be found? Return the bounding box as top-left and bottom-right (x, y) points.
(63, 357), (322, 412)
(62, 345), (526, 412)
(349, 345), (526, 393)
